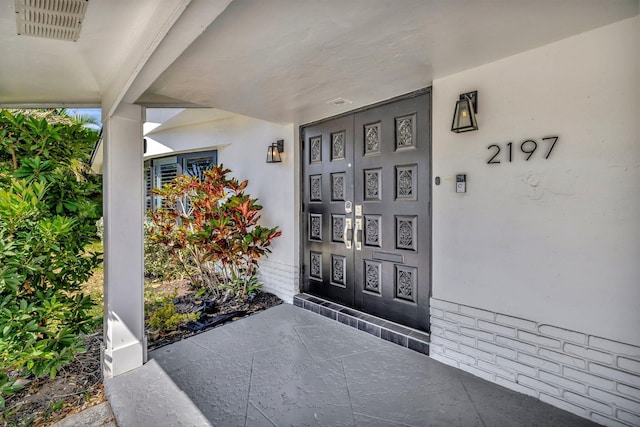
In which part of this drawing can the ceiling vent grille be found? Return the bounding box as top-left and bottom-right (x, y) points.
(326, 97), (353, 106)
(15, 0), (88, 42)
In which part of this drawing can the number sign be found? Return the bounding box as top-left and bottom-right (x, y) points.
(487, 136), (559, 165)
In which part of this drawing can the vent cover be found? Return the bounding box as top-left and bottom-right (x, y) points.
(326, 97), (353, 106)
(15, 0), (88, 42)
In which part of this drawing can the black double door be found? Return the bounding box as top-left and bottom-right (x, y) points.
(302, 91), (431, 331)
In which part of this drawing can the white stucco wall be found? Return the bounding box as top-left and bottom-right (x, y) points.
(432, 17), (640, 345)
(148, 116), (299, 301)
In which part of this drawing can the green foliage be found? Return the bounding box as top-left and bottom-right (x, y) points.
(97, 218), (180, 281)
(0, 109), (96, 170)
(0, 373), (22, 408)
(146, 289), (198, 333)
(143, 221), (181, 280)
(0, 110), (102, 407)
(150, 165), (281, 299)
(221, 272), (262, 298)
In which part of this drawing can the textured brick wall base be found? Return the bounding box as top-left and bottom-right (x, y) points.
(257, 259), (299, 303)
(429, 298), (640, 427)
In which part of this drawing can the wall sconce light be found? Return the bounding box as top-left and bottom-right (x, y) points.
(266, 140), (284, 163)
(451, 91), (478, 133)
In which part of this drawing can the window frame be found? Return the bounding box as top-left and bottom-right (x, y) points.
(144, 150), (217, 213)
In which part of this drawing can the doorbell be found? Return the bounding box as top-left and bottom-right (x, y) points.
(456, 174), (466, 193)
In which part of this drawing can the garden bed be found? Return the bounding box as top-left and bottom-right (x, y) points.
(146, 280), (283, 350)
(1, 333), (104, 426)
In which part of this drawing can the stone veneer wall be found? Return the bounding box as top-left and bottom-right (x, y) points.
(429, 298), (640, 427)
(257, 259), (299, 303)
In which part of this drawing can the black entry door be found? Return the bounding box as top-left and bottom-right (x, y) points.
(303, 115), (355, 307)
(302, 90), (431, 331)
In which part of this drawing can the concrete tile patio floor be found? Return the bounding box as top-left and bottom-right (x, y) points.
(106, 304), (595, 426)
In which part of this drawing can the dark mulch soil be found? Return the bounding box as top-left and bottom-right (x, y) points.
(2, 288), (282, 426)
(148, 290), (283, 350)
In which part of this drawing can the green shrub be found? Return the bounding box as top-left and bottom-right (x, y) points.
(0, 110), (101, 407)
(144, 221), (181, 280)
(146, 289), (198, 333)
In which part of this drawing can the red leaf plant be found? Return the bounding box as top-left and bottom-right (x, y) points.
(149, 165), (281, 299)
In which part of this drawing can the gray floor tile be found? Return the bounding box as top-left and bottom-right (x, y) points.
(190, 306), (310, 357)
(342, 345), (482, 426)
(457, 371), (595, 426)
(149, 338), (215, 373)
(249, 342), (312, 378)
(200, 412), (246, 427)
(248, 346), (356, 426)
(415, 393), (485, 427)
(353, 413), (417, 427)
(236, 304), (321, 328)
(166, 352), (253, 423)
(342, 343), (454, 393)
(245, 401), (278, 427)
(294, 321), (381, 362)
(105, 360), (212, 427)
(349, 384), (484, 427)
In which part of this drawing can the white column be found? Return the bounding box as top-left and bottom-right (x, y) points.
(102, 104), (145, 378)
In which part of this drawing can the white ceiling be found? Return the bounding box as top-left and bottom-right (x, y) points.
(0, 0), (191, 106)
(1, 0), (638, 125)
(145, 108), (240, 134)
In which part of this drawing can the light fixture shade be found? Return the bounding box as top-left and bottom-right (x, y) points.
(266, 141), (283, 163)
(451, 92), (478, 133)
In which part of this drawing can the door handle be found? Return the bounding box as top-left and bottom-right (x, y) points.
(344, 218), (353, 249)
(354, 218), (362, 251)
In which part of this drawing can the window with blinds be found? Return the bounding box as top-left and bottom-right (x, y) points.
(184, 156), (213, 180)
(155, 161), (179, 210)
(143, 150), (217, 214)
(144, 164), (153, 212)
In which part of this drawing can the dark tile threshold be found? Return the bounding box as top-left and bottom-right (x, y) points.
(294, 293), (430, 356)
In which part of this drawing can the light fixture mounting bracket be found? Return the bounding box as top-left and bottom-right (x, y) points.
(460, 91), (478, 113)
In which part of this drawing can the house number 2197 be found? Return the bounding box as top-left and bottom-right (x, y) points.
(486, 136), (559, 164)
